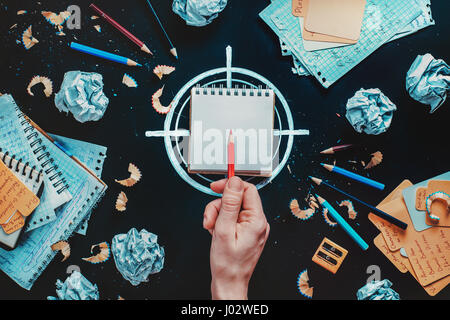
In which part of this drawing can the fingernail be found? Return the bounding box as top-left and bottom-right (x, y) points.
(228, 176), (243, 192)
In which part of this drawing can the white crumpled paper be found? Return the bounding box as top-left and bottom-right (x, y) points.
(47, 271), (99, 300)
(54, 71), (109, 123)
(172, 0), (228, 27)
(406, 53), (449, 113)
(111, 228), (165, 286)
(345, 88), (397, 135)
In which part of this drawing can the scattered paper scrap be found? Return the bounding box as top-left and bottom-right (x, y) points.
(51, 240), (71, 262)
(406, 53), (449, 113)
(153, 65), (176, 80)
(93, 25), (101, 32)
(365, 151), (383, 169)
(47, 271), (99, 300)
(115, 163), (142, 187)
(54, 71), (109, 123)
(27, 76), (53, 97)
(345, 88), (397, 135)
(322, 207), (337, 227)
(122, 74), (138, 88)
(115, 191), (128, 212)
(111, 228), (165, 286)
(289, 199), (314, 221)
(339, 200), (357, 220)
(297, 269), (313, 299)
(82, 242), (110, 264)
(172, 0), (228, 27)
(22, 25), (39, 50)
(357, 279), (400, 300)
(152, 86), (172, 114)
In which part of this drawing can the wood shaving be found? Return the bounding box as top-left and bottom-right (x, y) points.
(91, 15), (99, 20)
(153, 65), (176, 80)
(22, 25), (39, 50)
(290, 199), (314, 221)
(82, 242), (110, 264)
(17, 10), (27, 15)
(115, 191), (128, 212)
(93, 25), (101, 32)
(297, 269), (313, 299)
(26, 76), (53, 97)
(41, 11), (71, 27)
(364, 151), (383, 169)
(122, 73), (138, 88)
(339, 200), (357, 220)
(115, 163), (142, 187)
(152, 86), (172, 115)
(51, 240), (71, 262)
(322, 207), (337, 227)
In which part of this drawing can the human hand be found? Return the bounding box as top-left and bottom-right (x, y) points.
(203, 176), (270, 300)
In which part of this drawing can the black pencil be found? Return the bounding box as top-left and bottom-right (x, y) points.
(309, 176), (407, 230)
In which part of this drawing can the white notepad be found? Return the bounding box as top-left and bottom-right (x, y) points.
(188, 86), (274, 176)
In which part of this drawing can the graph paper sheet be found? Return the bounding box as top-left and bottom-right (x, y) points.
(261, 0), (423, 87)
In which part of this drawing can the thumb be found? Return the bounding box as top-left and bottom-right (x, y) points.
(215, 176), (244, 235)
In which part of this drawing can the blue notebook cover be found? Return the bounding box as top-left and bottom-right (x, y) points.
(0, 95), (107, 290)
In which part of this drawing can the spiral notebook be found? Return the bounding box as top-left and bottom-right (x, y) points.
(0, 152), (44, 250)
(0, 94), (107, 290)
(188, 85), (274, 176)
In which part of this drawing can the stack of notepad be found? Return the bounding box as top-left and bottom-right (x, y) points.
(0, 94), (107, 290)
(369, 173), (450, 296)
(261, 0), (434, 87)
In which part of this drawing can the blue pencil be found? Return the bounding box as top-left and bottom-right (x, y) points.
(70, 42), (141, 67)
(316, 194), (369, 251)
(321, 163), (385, 190)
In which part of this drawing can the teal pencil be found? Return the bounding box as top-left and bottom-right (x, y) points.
(70, 42), (142, 67)
(316, 194), (369, 251)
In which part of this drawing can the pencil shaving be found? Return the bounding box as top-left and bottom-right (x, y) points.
(152, 86), (172, 114)
(426, 191), (450, 222)
(290, 199), (314, 221)
(51, 240), (71, 262)
(27, 76), (53, 97)
(22, 25), (39, 50)
(339, 200), (357, 219)
(91, 15), (99, 20)
(322, 207), (337, 227)
(17, 10), (27, 15)
(93, 25), (101, 32)
(115, 163), (142, 187)
(82, 242), (110, 264)
(115, 191), (128, 212)
(122, 74), (138, 88)
(297, 269), (313, 299)
(41, 11), (71, 27)
(365, 151), (383, 169)
(153, 65), (176, 80)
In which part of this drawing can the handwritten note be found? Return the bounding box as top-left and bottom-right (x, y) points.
(415, 187), (427, 210)
(292, 0), (307, 17)
(0, 159), (39, 224)
(1, 211), (25, 234)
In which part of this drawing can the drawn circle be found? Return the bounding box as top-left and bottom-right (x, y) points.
(164, 67), (295, 196)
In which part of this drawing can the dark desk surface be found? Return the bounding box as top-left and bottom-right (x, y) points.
(0, 0), (448, 300)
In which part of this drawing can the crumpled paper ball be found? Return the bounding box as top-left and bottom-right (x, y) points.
(345, 88), (397, 135)
(406, 53), (449, 113)
(357, 279), (400, 300)
(54, 71), (109, 123)
(47, 271), (99, 300)
(111, 228), (165, 286)
(172, 0), (228, 27)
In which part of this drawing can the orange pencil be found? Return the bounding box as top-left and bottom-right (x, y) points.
(227, 130), (235, 178)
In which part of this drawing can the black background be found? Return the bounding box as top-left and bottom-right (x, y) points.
(0, 0), (448, 300)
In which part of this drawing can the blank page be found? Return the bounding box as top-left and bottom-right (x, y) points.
(188, 86), (274, 176)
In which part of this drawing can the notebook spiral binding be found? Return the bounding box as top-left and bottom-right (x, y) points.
(15, 107), (69, 194)
(0, 149), (43, 183)
(194, 84), (272, 97)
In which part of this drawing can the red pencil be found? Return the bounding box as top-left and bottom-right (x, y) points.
(90, 3), (152, 55)
(320, 144), (354, 155)
(227, 130), (235, 178)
